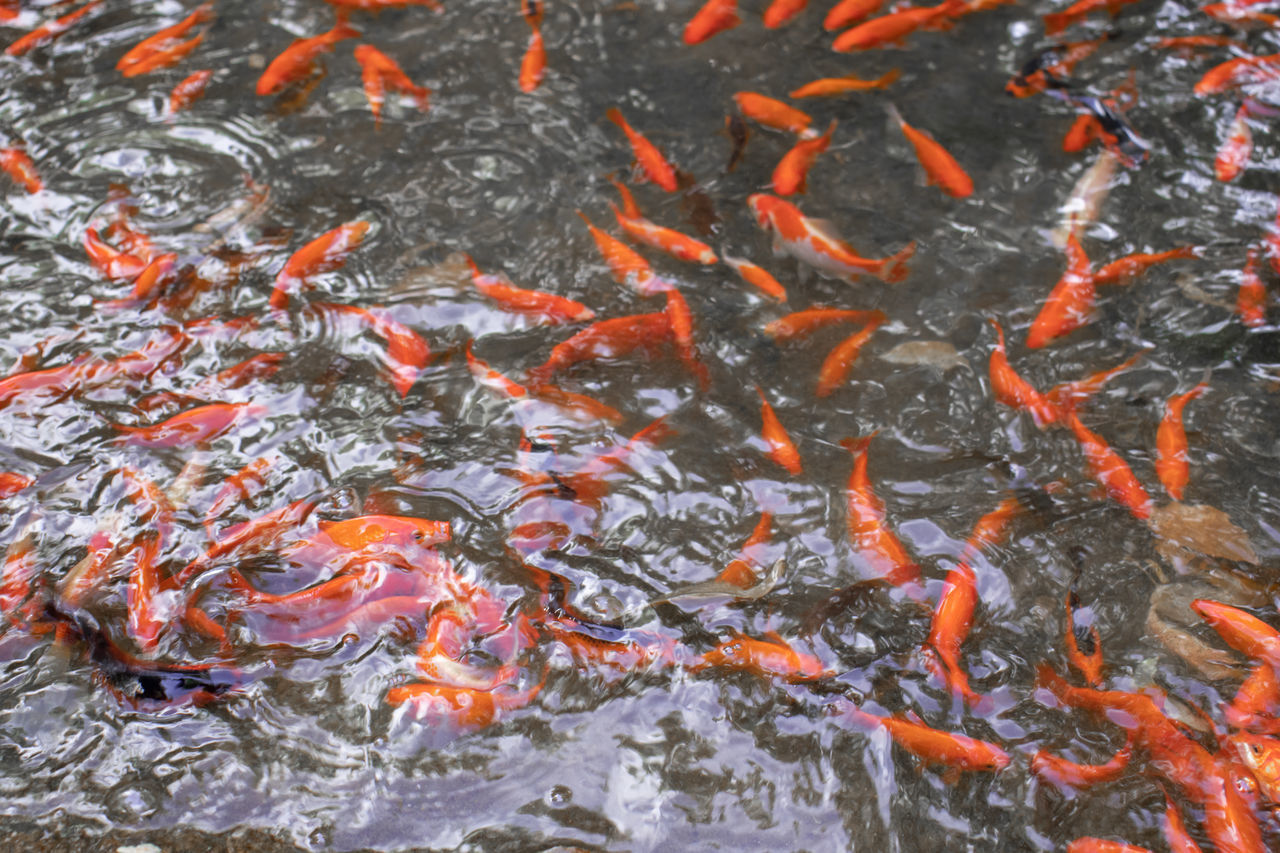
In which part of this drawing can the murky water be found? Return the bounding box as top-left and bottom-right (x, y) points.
(1, 0), (1279, 850)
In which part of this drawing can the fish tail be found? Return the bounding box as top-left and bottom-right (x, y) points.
(838, 431), (878, 456)
(605, 107), (625, 130)
(880, 240), (916, 284)
(876, 68), (902, 88)
(331, 18), (361, 41)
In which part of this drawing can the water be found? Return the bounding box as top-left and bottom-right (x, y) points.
(0, 0), (1278, 850)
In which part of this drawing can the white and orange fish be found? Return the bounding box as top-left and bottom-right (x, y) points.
(748, 194), (914, 283)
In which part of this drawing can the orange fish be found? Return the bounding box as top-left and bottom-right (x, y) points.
(772, 120), (836, 195)
(576, 210), (664, 294)
(1092, 246), (1199, 287)
(121, 34), (206, 78)
(1043, 351), (1143, 421)
(757, 386), (802, 475)
(843, 704), (1011, 771)
(1194, 53), (1280, 97)
(270, 220), (371, 309)
(1026, 229), (1095, 349)
(256, 18), (360, 96)
(525, 312), (671, 386)
(789, 69), (901, 98)
(1005, 33), (1116, 98)
(388, 674), (543, 729)
(1062, 115), (1101, 153)
(1155, 383), (1207, 501)
(683, 0), (740, 45)
(519, 26), (545, 93)
(1065, 588), (1104, 685)
(126, 536), (166, 651)
(1030, 734), (1133, 790)
(841, 433), (921, 589)
(465, 342), (623, 424)
(6, 0), (102, 57)
(1238, 246), (1267, 328)
(722, 254), (787, 301)
(1216, 104), (1252, 182)
(1229, 733), (1280, 804)
(1161, 795), (1202, 853)
(353, 45), (430, 126)
(123, 252), (178, 304)
(748, 194), (915, 283)
(607, 176), (717, 264)
(693, 630), (828, 681)
(816, 317), (882, 397)
(116, 402), (266, 448)
(733, 92), (813, 136)
(1155, 35), (1240, 51)
(1044, 0), (1141, 36)
(1064, 840), (1153, 853)
(716, 511), (774, 587)
(606, 108), (678, 193)
(465, 254), (595, 323)
(169, 69), (213, 114)
(765, 307), (886, 341)
(888, 105), (972, 198)
(824, 0), (888, 29)
(0, 472), (32, 500)
(0, 148), (41, 194)
(117, 3), (214, 75)
(1066, 412), (1152, 520)
(987, 319), (1058, 427)
(546, 620), (677, 676)
(317, 515), (451, 551)
(83, 227), (148, 281)
(664, 287), (710, 389)
(1192, 599), (1280, 669)
(203, 456), (275, 535)
(831, 1), (961, 52)
(764, 0), (809, 28)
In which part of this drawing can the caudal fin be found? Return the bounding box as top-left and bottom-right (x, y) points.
(880, 240), (916, 284)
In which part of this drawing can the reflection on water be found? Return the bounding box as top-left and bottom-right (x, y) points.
(1, 0), (1279, 850)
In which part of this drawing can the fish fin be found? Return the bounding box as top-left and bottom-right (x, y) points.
(881, 241), (916, 284)
(803, 217), (846, 243)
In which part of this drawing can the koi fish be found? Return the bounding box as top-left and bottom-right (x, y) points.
(841, 433), (921, 589)
(1066, 412), (1151, 520)
(1065, 841), (1152, 853)
(693, 630), (828, 681)
(83, 227), (148, 281)
(115, 402), (266, 448)
(525, 312), (671, 386)
(1191, 599), (1280, 669)
(1238, 246), (1267, 328)
(1030, 734), (1133, 790)
(825, 0), (888, 29)
(1155, 383), (1207, 501)
(353, 45), (430, 126)
(748, 194), (915, 283)
(831, 1), (961, 52)
(120, 34), (205, 78)
(842, 704), (1011, 772)
(789, 69), (900, 98)
(887, 105), (972, 198)
(1215, 104), (1252, 182)
(1092, 246), (1199, 287)
(169, 69), (214, 114)
(722, 254), (787, 300)
(816, 319), (881, 397)
(606, 108), (678, 193)
(388, 674), (543, 730)
(733, 92), (814, 136)
(756, 386), (802, 474)
(6, 0), (102, 57)
(772, 120), (836, 195)
(987, 319), (1057, 427)
(1005, 33), (1115, 98)
(1044, 0), (1140, 36)
(764, 0), (808, 28)
(1, 148), (41, 194)
(607, 176), (717, 264)
(256, 18), (360, 96)
(117, 3), (214, 75)
(465, 254), (595, 323)
(1065, 588), (1104, 685)
(765, 307), (888, 340)
(683, 0), (740, 45)
(1229, 733), (1280, 803)
(121, 252), (178, 304)
(1026, 229), (1095, 348)
(270, 220), (371, 309)
(576, 210), (663, 295)
(1194, 53), (1280, 97)
(664, 286), (710, 389)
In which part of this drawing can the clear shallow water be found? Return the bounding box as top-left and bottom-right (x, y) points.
(0, 1), (1278, 851)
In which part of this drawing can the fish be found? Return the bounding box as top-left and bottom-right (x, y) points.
(126, 536), (167, 651)
(765, 307), (888, 341)
(6, 0), (103, 57)
(576, 210), (664, 295)
(606, 176), (717, 264)
(270, 220), (371, 309)
(1064, 840), (1153, 853)
(789, 69), (901, 98)
(1092, 246), (1199, 287)
(605, 108), (678, 192)
(887, 105), (972, 198)
(772, 120), (836, 195)
(121, 252), (178, 304)
(256, 18), (360, 96)
(1043, 0), (1140, 36)
(1191, 599), (1280, 669)
(465, 342), (623, 424)
(353, 45), (430, 126)
(1065, 412), (1152, 520)
(0, 472), (32, 500)
(203, 456), (276, 535)
(1043, 350), (1143, 420)
(1154, 35), (1240, 51)
(733, 92), (814, 136)
(1052, 149), (1118, 248)
(841, 433), (921, 589)
(842, 704), (1011, 772)
(117, 3), (214, 75)
(764, 0), (809, 28)
(824, 0), (888, 30)
(525, 312), (672, 386)
(1224, 662), (1280, 730)
(518, 0), (545, 93)
(748, 194), (915, 283)
(1237, 246), (1267, 328)
(816, 318), (882, 397)
(0, 148), (41, 194)
(1155, 383), (1207, 501)
(683, 0), (740, 45)
(1050, 91), (1150, 166)
(1216, 104), (1252, 182)
(664, 287), (709, 389)
(545, 618), (678, 676)
(757, 386), (802, 475)
(1062, 115), (1101, 153)
(1229, 733), (1280, 803)
(987, 319), (1058, 427)
(1194, 53), (1280, 97)
(831, 1), (962, 52)
(316, 515), (451, 551)
(116, 402), (267, 448)
(83, 227), (148, 281)
(715, 511), (775, 588)
(465, 254), (595, 323)
(652, 558), (785, 608)
(722, 254), (787, 301)
(1005, 33), (1116, 98)
(1026, 228), (1096, 349)
(1160, 795), (1203, 853)
(1065, 588), (1104, 685)
(692, 630), (829, 681)
(121, 34), (206, 78)
(169, 69), (214, 114)
(1031, 734), (1133, 790)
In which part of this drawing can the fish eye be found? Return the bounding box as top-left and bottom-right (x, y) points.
(1253, 744), (1264, 755)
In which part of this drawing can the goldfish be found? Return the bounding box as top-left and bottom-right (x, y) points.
(1229, 733), (1280, 803)
(987, 319), (1058, 427)
(546, 618), (678, 676)
(126, 536), (167, 651)
(715, 512), (774, 587)
(525, 312), (671, 386)
(693, 630), (828, 681)
(772, 120), (836, 195)
(203, 456), (276, 534)
(576, 210), (664, 294)
(1043, 0), (1140, 36)
(722, 254), (787, 300)
(733, 92), (814, 136)
(1237, 246), (1267, 328)
(1026, 229), (1095, 348)
(1224, 662), (1280, 730)
(122, 252), (178, 304)
(318, 515), (451, 552)
(1, 537), (40, 626)
(1065, 589), (1104, 685)
(83, 227), (148, 281)
(256, 18), (360, 96)
(317, 303), (429, 396)
(1194, 53), (1280, 97)
(465, 254), (595, 323)
(1092, 246), (1199, 287)
(1161, 795), (1202, 853)
(388, 675), (544, 729)
(1065, 841), (1152, 853)
(756, 386), (802, 474)
(748, 194), (915, 283)
(1154, 35), (1240, 51)
(816, 319), (881, 397)
(1066, 413), (1151, 520)
(353, 45), (430, 126)
(6, 0), (102, 57)
(1215, 104), (1252, 182)
(116, 402), (266, 448)
(606, 176), (717, 264)
(1005, 33), (1115, 98)
(831, 1), (961, 52)
(1155, 383), (1207, 501)
(606, 108), (678, 193)
(824, 0), (888, 29)
(0, 148), (41, 194)
(764, 0), (808, 28)
(1043, 351), (1143, 420)
(765, 307), (887, 341)
(0, 472), (32, 500)
(518, 0), (545, 92)
(1031, 734), (1133, 790)
(121, 34), (205, 78)
(664, 287), (710, 389)
(842, 704), (1011, 771)
(465, 342), (623, 424)
(789, 69), (901, 98)
(180, 498), (319, 586)
(887, 105), (972, 198)
(169, 69), (214, 114)
(841, 433), (921, 589)
(117, 3), (214, 75)
(683, 0), (740, 45)
(1191, 599), (1280, 669)
(270, 221), (371, 309)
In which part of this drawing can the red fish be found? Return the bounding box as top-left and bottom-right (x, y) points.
(318, 303), (428, 396)
(1066, 412), (1151, 520)
(733, 92), (814, 136)
(1216, 104), (1253, 182)
(1065, 589), (1104, 685)
(716, 511), (774, 587)
(126, 536), (167, 651)
(757, 386), (802, 475)
(1026, 229), (1095, 348)
(772, 120), (836, 196)
(683, 0), (740, 45)
(547, 621), (678, 676)
(1238, 246), (1267, 328)
(693, 630), (828, 681)
(1161, 795), (1204, 853)
(1092, 246), (1199, 286)
(1194, 53), (1280, 97)
(0, 148), (41, 194)
(121, 252), (178, 304)
(825, 0), (888, 29)
(722, 255), (787, 301)
(1065, 841), (1152, 853)
(888, 105), (972, 198)
(606, 108), (678, 193)
(316, 515), (451, 551)
(816, 318), (882, 397)
(831, 1), (961, 52)
(1031, 734), (1133, 790)
(842, 704), (1011, 771)
(270, 221), (371, 309)
(1044, 0), (1140, 36)
(764, 0), (809, 28)
(1063, 115), (1102, 153)
(116, 402), (266, 448)
(465, 342), (623, 424)
(1191, 599), (1280, 670)
(256, 18), (360, 96)
(118, 3), (214, 75)
(169, 69), (214, 114)
(525, 312), (671, 386)
(664, 287), (710, 389)
(465, 254), (595, 323)
(203, 456), (275, 534)
(1155, 383), (1207, 501)
(1224, 662), (1280, 730)
(987, 319), (1058, 427)
(748, 194), (915, 283)
(1044, 351), (1143, 420)
(6, 0), (102, 57)
(841, 433), (921, 589)
(83, 227), (148, 281)
(121, 34), (205, 78)
(387, 676), (543, 729)
(607, 176), (717, 264)
(576, 210), (664, 295)
(518, 0), (545, 93)
(1155, 35), (1240, 51)
(1229, 732), (1280, 804)
(789, 70), (900, 98)
(765, 307), (887, 341)
(0, 472), (32, 500)
(353, 45), (430, 126)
